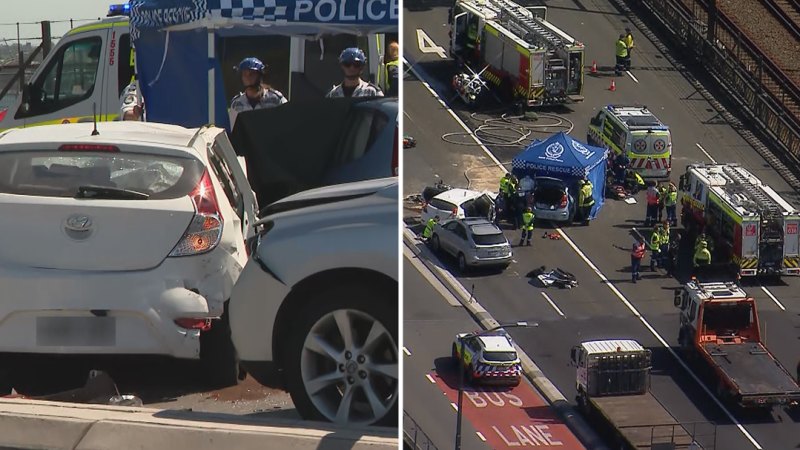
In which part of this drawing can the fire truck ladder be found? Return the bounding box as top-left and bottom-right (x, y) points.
(492, 0), (568, 49)
(722, 165), (784, 221)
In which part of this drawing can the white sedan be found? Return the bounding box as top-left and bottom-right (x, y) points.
(0, 122), (257, 392)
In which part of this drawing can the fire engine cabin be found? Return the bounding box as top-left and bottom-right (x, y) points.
(449, 0), (584, 107)
(679, 163), (800, 277)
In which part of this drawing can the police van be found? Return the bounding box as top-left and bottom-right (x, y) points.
(587, 105), (672, 178)
(0, 3), (396, 132)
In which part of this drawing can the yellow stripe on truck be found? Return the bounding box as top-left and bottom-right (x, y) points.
(66, 20), (129, 36)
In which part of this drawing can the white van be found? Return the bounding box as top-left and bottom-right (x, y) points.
(0, 17), (133, 131)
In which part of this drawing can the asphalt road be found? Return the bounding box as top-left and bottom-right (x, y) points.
(403, 0), (800, 449)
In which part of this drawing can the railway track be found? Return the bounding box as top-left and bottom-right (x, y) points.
(676, 0), (800, 122)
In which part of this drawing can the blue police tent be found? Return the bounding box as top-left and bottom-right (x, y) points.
(511, 132), (608, 219)
(128, 0), (397, 130)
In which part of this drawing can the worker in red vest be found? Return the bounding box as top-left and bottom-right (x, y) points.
(645, 181), (660, 227)
(631, 236), (646, 283)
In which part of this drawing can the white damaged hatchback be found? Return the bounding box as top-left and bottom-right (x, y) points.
(0, 122), (256, 392)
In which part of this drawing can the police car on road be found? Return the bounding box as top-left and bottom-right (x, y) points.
(587, 105), (673, 179)
(452, 330), (522, 386)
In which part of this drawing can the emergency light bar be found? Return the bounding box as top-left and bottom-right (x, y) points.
(108, 3), (131, 17)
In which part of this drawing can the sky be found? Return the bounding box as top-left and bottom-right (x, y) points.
(0, 0), (113, 42)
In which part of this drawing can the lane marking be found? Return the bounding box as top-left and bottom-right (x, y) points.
(416, 29), (447, 59)
(405, 59), (764, 449)
(696, 143), (717, 163)
(404, 244), (462, 306)
(626, 70), (639, 83)
(426, 374), (436, 384)
(541, 292), (566, 318)
(476, 431), (487, 441)
(760, 285), (786, 311)
(403, 346), (412, 356)
(450, 402), (459, 412)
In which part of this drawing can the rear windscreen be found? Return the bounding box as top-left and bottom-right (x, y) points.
(0, 151), (205, 199)
(472, 232), (507, 246)
(483, 351), (517, 362)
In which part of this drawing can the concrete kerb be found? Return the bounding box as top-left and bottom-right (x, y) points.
(402, 229), (608, 450)
(0, 398), (397, 450)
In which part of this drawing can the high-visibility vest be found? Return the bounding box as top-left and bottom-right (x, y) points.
(522, 212), (535, 231)
(625, 34), (634, 50)
(616, 39), (628, 58)
(580, 183), (595, 207)
(646, 188), (659, 205)
(664, 188), (678, 207)
(467, 24), (478, 48)
(422, 218), (436, 238)
(384, 59), (399, 93)
(649, 231), (661, 251)
(632, 242), (646, 259)
(500, 177), (510, 194)
(694, 247), (711, 265)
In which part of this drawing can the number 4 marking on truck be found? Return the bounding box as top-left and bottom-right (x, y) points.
(417, 29), (446, 59)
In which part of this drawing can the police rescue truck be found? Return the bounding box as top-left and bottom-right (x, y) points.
(451, 330), (521, 386)
(679, 163), (800, 277)
(448, 0), (584, 107)
(587, 105), (673, 178)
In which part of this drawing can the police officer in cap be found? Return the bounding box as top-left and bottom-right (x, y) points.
(327, 48), (383, 98)
(229, 57), (287, 127)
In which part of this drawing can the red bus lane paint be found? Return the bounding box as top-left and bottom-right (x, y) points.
(431, 371), (585, 449)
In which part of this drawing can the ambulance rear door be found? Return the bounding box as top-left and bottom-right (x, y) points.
(8, 24), (111, 129)
(629, 129), (671, 178)
(783, 216), (800, 274)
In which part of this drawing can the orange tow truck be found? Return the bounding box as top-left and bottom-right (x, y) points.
(674, 280), (800, 408)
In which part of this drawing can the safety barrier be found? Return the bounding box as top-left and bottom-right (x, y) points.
(627, 0), (800, 185)
(403, 410), (439, 450)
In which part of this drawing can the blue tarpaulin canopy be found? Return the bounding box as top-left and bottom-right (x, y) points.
(511, 132), (608, 219)
(129, 0), (397, 129)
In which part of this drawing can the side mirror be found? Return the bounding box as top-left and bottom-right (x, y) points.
(673, 289), (683, 308)
(590, 117), (600, 126)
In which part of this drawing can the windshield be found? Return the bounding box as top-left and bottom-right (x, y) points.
(472, 232), (507, 245)
(0, 151), (205, 199)
(483, 351), (517, 362)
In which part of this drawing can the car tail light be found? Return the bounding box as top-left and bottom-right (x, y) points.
(169, 170), (223, 257)
(559, 194), (568, 208)
(392, 125), (399, 177)
(59, 144), (120, 152)
(0, 109), (7, 123)
(174, 318), (212, 331)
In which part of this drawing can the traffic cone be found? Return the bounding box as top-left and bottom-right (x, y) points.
(609, 79), (616, 91)
(590, 60), (597, 74)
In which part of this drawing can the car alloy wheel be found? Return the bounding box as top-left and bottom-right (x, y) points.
(431, 234), (440, 252)
(458, 253), (467, 272)
(300, 309), (398, 425)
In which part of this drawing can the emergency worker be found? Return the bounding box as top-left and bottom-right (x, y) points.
(649, 224), (663, 271)
(384, 41), (399, 97)
(120, 80), (143, 121)
(520, 207), (535, 246)
(631, 236), (646, 283)
(466, 17), (479, 62)
(693, 241), (712, 267)
(658, 222), (671, 270)
(615, 34), (628, 76)
(578, 178), (595, 225)
(624, 27), (635, 70)
(645, 181), (660, 226)
(664, 181), (678, 226)
(422, 215), (439, 241)
(229, 57), (287, 127)
(327, 48), (383, 98)
(665, 231), (681, 277)
(614, 152), (630, 185)
(657, 182), (669, 222)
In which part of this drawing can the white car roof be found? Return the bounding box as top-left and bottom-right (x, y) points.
(478, 335), (515, 352)
(434, 188), (492, 205)
(581, 339), (644, 355)
(0, 122), (209, 158)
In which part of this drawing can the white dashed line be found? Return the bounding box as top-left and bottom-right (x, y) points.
(541, 292), (566, 318)
(626, 70), (639, 83)
(450, 402), (459, 412)
(696, 143), (717, 163)
(403, 346), (412, 356)
(426, 374), (436, 384)
(476, 432), (487, 441)
(760, 285), (786, 311)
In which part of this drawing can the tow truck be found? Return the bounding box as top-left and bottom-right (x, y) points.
(448, 0), (584, 108)
(570, 339), (713, 449)
(674, 280), (800, 408)
(679, 163), (800, 277)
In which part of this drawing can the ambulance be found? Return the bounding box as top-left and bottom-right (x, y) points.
(587, 105), (672, 178)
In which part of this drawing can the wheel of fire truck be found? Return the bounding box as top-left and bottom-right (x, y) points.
(575, 389), (590, 415)
(677, 327), (696, 362)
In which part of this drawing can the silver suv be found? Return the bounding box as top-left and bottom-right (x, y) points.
(430, 218), (513, 272)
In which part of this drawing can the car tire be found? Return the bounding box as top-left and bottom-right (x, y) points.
(451, 343), (459, 361)
(284, 283), (398, 426)
(199, 301), (241, 388)
(458, 253), (468, 273)
(431, 234), (441, 252)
